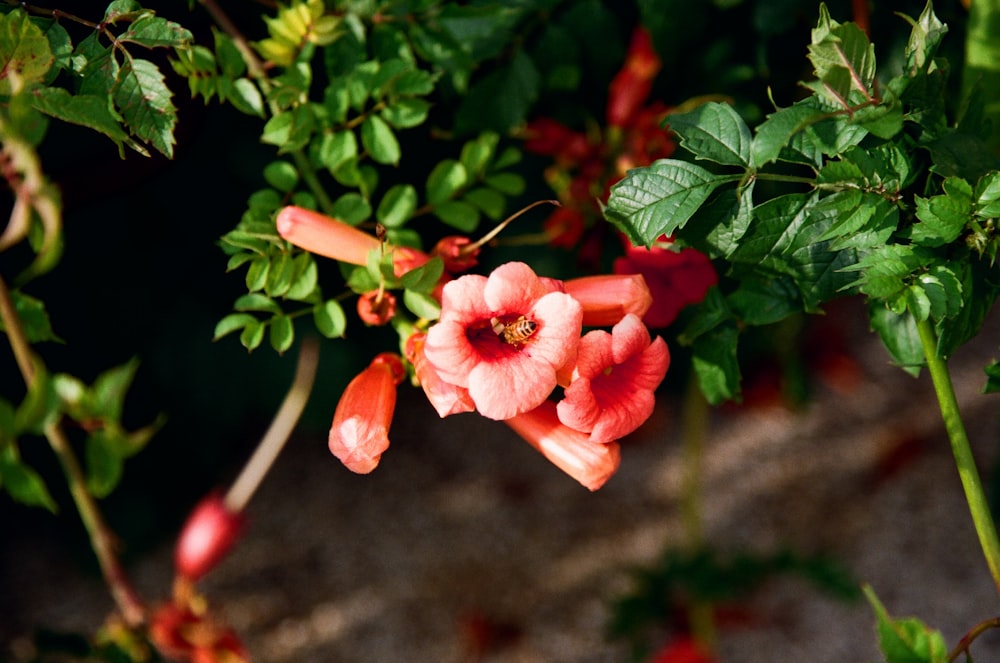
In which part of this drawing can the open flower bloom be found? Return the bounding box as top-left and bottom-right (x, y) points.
(329, 353), (406, 473)
(423, 262), (583, 420)
(557, 314), (669, 444)
(505, 400), (621, 491)
(613, 241), (717, 328)
(564, 273), (653, 327)
(405, 332), (476, 418)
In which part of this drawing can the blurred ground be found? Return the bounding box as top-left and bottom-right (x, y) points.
(3, 302), (1000, 663)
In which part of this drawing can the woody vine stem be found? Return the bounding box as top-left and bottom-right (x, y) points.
(916, 317), (1000, 594)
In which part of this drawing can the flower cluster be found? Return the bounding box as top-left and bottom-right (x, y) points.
(522, 26), (717, 328)
(276, 206), (670, 490)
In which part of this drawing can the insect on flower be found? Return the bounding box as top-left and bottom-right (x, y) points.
(492, 315), (539, 346)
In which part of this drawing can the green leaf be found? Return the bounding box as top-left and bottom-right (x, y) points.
(214, 312), (257, 340)
(403, 289), (441, 320)
(751, 99), (831, 167)
(985, 359), (1000, 394)
(1, 443), (57, 513)
(807, 4), (876, 108)
(314, 299), (346, 338)
(381, 97), (431, 128)
(863, 585), (948, 663)
(318, 129), (359, 172)
(263, 160), (299, 192)
(868, 304), (923, 376)
(261, 105), (315, 154)
(234, 293), (281, 313)
(2, 290), (61, 343)
(727, 276), (801, 326)
(376, 184), (418, 228)
(330, 192), (371, 225)
(909, 178), (972, 247)
(265, 251), (296, 297)
(360, 114), (400, 165)
(902, 1), (948, 74)
(435, 199), (480, 232)
(30, 87), (138, 156)
(484, 172), (524, 196)
(284, 252), (318, 301)
(691, 323), (741, 405)
(221, 77), (265, 117)
(269, 314), (294, 354)
(400, 257), (444, 293)
(842, 244), (927, 302)
(606, 159), (737, 246)
(245, 255), (269, 291)
(240, 319), (265, 351)
(668, 102), (753, 167)
(117, 14), (193, 49)
(463, 187), (505, 220)
(426, 159), (468, 205)
(460, 131), (499, 177)
(0, 9), (55, 95)
(114, 57), (178, 158)
(89, 358), (140, 421)
(85, 430), (125, 498)
(974, 170), (1000, 216)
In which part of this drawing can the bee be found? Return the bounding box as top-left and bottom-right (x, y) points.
(491, 315), (538, 346)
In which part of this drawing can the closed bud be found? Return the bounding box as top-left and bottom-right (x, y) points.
(174, 494), (245, 582)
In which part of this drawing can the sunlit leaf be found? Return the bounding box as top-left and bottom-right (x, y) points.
(113, 57), (178, 158)
(668, 101), (753, 167)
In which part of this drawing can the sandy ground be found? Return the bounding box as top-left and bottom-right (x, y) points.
(4, 305), (1000, 662)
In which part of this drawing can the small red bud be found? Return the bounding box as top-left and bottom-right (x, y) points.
(174, 494), (245, 582)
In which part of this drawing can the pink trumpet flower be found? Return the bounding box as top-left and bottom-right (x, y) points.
(505, 400), (621, 491)
(405, 332), (476, 418)
(557, 314), (670, 444)
(423, 262), (583, 420)
(564, 273), (653, 327)
(329, 353), (406, 473)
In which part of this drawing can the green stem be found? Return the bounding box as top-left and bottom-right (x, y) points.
(680, 370), (716, 648)
(0, 274), (146, 626)
(916, 317), (1000, 594)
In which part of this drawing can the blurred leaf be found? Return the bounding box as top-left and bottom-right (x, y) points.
(0, 442), (57, 513)
(285, 252), (318, 301)
(426, 159), (468, 205)
(690, 323), (741, 405)
(985, 359), (1000, 394)
(400, 257), (444, 294)
(361, 114), (400, 165)
(214, 312), (257, 340)
(435, 199), (479, 232)
(234, 293), (281, 313)
(484, 172), (524, 196)
(1, 290), (61, 343)
(454, 48), (540, 134)
(240, 319), (266, 351)
(331, 192), (372, 226)
(377, 184), (418, 228)
(318, 129), (359, 172)
(864, 585), (948, 663)
(868, 304), (923, 376)
(380, 97), (430, 128)
(403, 289), (441, 320)
(463, 187), (505, 220)
(263, 160), (299, 192)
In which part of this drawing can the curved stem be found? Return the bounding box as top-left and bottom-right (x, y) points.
(680, 370), (716, 649)
(916, 317), (1000, 594)
(948, 616), (1000, 662)
(0, 274), (145, 626)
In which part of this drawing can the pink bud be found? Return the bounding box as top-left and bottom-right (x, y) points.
(174, 494), (245, 582)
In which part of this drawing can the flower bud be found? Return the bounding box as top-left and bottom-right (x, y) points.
(174, 494), (245, 582)
(357, 290), (396, 326)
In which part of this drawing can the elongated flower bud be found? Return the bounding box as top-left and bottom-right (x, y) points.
(504, 401), (621, 491)
(329, 353), (406, 473)
(276, 206), (381, 265)
(564, 274), (653, 327)
(174, 494), (246, 582)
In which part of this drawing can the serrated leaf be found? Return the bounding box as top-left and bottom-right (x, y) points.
(807, 4), (876, 107)
(751, 99), (830, 167)
(377, 184), (418, 228)
(30, 87), (139, 156)
(668, 102), (752, 167)
(403, 289), (441, 320)
(360, 114), (400, 165)
(1, 443), (57, 513)
(117, 14), (192, 49)
(727, 276), (801, 326)
(0, 10), (55, 95)
(841, 244), (927, 301)
(314, 299), (346, 338)
(974, 170), (1000, 216)
(902, 1), (948, 74)
(606, 159), (738, 246)
(269, 314), (294, 354)
(114, 57), (177, 158)
(910, 177), (972, 247)
(214, 312), (257, 340)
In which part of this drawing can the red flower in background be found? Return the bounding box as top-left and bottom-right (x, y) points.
(647, 637), (716, 663)
(614, 240), (718, 328)
(607, 26), (662, 128)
